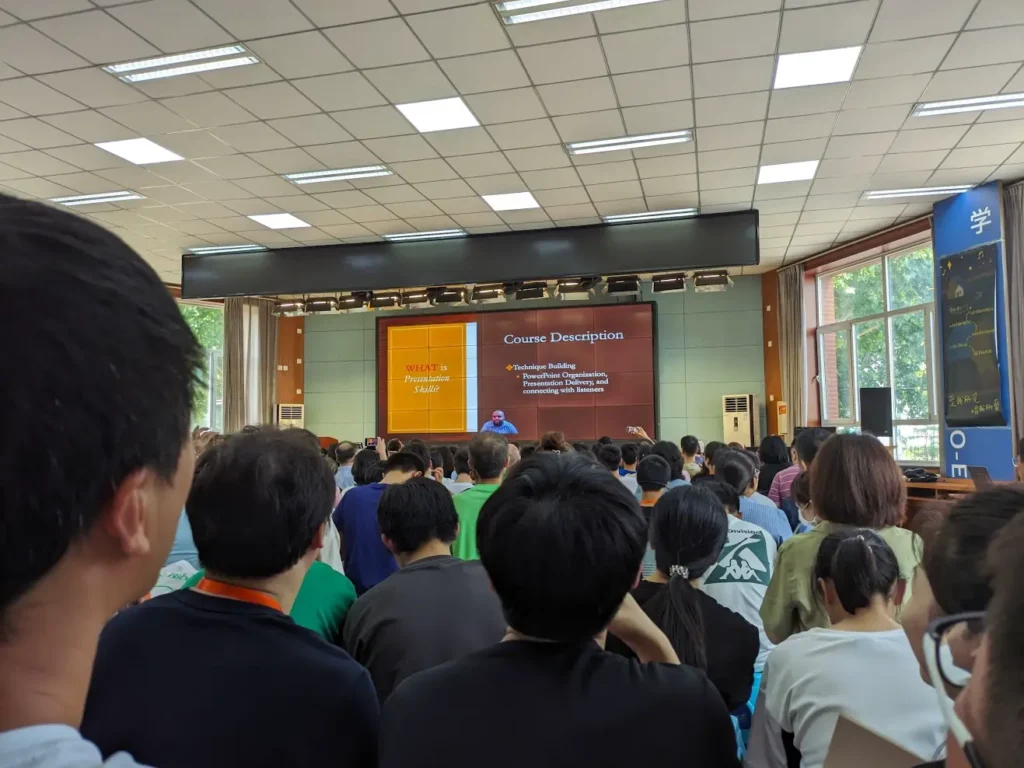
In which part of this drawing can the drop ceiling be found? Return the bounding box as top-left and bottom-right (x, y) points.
(0, 0), (1022, 285)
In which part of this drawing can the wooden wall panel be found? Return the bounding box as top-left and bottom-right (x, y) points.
(761, 272), (783, 435)
(276, 316), (304, 406)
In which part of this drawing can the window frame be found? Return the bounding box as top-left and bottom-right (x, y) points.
(815, 244), (939, 462)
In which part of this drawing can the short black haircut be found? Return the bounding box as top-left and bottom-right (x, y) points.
(597, 436), (613, 445)
(572, 441), (589, 453)
(403, 439), (431, 470)
(335, 440), (358, 464)
(703, 441), (726, 466)
(477, 452), (646, 641)
(429, 449), (443, 474)
(385, 451), (426, 475)
(651, 440), (683, 480)
(637, 442), (652, 461)
(637, 454), (671, 491)
(795, 427), (832, 465)
(520, 444), (537, 459)
(453, 448), (471, 476)
(1, 194), (201, 619)
(758, 435), (790, 466)
(386, 438), (403, 453)
(377, 477), (459, 552)
(620, 442), (638, 466)
(597, 444), (622, 472)
(468, 432), (509, 480)
(352, 448), (384, 485)
(703, 480), (740, 515)
(680, 435), (700, 456)
(187, 429), (333, 578)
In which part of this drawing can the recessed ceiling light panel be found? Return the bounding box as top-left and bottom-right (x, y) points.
(757, 160), (819, 185)
(496, 0), (667, 25)
(187, 244), (267, 255)
(95, 138), (183, 165)
(773, 46), (862, 89)
(284, 166), (393, 184)
(912, 92), (1024, 117)
(482, 192), (540, 211)
(384, 229), (466, 242)
(862, 185), (974, 200)
(49, 190), (143, 206)
(104, 45), (259, 83)
(247, 213), (311, 230)
(567, 129), (692, 155)
(603, 208), (697, 223)
(396, 97), (480, 133)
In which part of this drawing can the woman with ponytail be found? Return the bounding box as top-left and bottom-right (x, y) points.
(746, 529), (946, 768)
(607, 484), (759, 712)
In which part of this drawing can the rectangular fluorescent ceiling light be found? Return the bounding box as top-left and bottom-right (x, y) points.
(567, 129), (691, 155)
(496, 0), (667, 25)
(49, 190), (143, 206)
(396, 97), (479, 133)
(863, 185), (974, 200)
(603, 208), (697, 223)
(247, 213), (311, 229)
(912, 92), (1024, 117)
(187, 244), (266, 255)
(385, 229), (466, 242)
(482, 192), (540, 211)
(758, 160), (819, 185)
(103, 45), (259, 83)
(774, 46), (862, 89)
(95, 138), (183, 165)
(284, 166), (392, 184)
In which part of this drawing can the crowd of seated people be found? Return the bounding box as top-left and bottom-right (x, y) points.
(4, 192), (1023, 768)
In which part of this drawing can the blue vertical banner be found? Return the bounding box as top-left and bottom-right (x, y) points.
(933, 181), (1015, 480)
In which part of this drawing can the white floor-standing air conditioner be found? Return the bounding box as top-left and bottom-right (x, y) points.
(722, 394), (760, 448)
(277, 403), (305, 428)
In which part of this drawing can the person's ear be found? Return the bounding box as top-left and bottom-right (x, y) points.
(453, 521), (460, 538)
(892, 577), (908, 608)
(311, 520), (326, 551)
(817, 577), (831, 602)
(381, 534), (398, 556)
(101, 468), (156, 557)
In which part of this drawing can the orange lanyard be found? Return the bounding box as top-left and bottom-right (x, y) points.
(193, 577), (283, 613)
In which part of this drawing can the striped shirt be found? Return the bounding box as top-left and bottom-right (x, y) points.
(739, 495), (792, 548)
(768, 464), (801, 505)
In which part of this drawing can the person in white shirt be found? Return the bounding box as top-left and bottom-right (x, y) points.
(745, 528), (946, 768)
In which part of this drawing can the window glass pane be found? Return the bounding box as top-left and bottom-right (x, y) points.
(887, 247), (935, 310)
(819, 261), (884, 324)
(891, 311), (930, 420)
(895, 424), (939, 464)
(180, 304), (224, 432)
(821, 329), (852, 421)
(854, 319), (888, 392)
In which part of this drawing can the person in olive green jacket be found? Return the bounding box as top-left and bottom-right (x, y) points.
(760, 433), (921, 643)
(451, 433), (510, 560)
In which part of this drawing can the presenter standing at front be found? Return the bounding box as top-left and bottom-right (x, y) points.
(480, 410), (518, 435)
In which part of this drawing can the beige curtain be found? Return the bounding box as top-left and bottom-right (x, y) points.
(223, 297), (278, 432)
(1005, 182), (1024, 440)
(778, 264), (805, 430)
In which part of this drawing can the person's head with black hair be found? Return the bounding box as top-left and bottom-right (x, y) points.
(383, 451), (427, 483)
(453, 448), (472, 480)
(378, 478), (459, 565)
(597, 444), (622, 474)
(598, 436), (613, 445)
(476, 452), (646, 642)
(637, 442), (653, 461)
(794, 427), (831, 469)
(814, 528), (904, 627)
(620, 442), (639, 469)
(702, 441), (726, 474)
(520, 444), (537, 460)
(435, 445), (455, 479)
(294, 429), (322, 452)
(325, 440), (339, 459)
(591, 442), (602, 457)
(352, 448), (385, 485)
(704, 480), (740, 517)
(404, 439), (432, 471)
(429, 449), (443, 475)
(651, 440), (683, 481)
(335, 441), (358, 466)
(1, 193), (201, 724)
(758, 435), (790, 467)
(187, 429), (334, 595)
(636, 454), (671, 503)
(572, 441), (588, 453)
(386, 438), (404, 455)
(714, 449), (757, 497)
(648, 485), (729, 669)
(728, 442), (745, 450)
(680, 435), (700, 460)
(469, 432), (509, 483)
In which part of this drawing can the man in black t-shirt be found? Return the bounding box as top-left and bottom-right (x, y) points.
(380, 452), (740, 768)
(82, 429), (379, 768)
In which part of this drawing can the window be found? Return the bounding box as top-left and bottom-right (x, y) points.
(180, 303), (224, 432)
(816, 245), (939, 463)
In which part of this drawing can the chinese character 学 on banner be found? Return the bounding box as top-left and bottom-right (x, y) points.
(970, 207), (992, 236)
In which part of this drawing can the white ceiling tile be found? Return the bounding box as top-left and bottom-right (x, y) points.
(446, 152), (515, 177)
(844, 74), (930, 109)
(199, 62), (282, 90)
(161, 92), (256, 128)
(622, 101), (694, 133)
(537, 78), (618, 117)
(518, 37), (608, 85)
(871, 0), (974, 42)
(487, 118), (562, 150)
(533, 186), (590, 205)
(506, 14), (596, 47)
(107, 0), (233, 52)
(976, 104), (1024, 123)
(636, 153), (696, 178)
(595, 0), (687, 31)
(312, 190), (378, 209)
(763, 113), (836, 143)
(129, 76), (215, 100)
(698, 167), (757, 190)
(942, 26), (1024, 69)
(601, 24), (690, 74)
(386, 200), (445, 218)
(291, 0), (397, 25)
(594, 197), (651, 215)
(0, 101), (24, 121)
(37, 69), (147, 109)
(149, 160), (222, 184)
(194, 154), (271, 179)
(466, 173), (528, 195)
(959, 119), (1024, 147)
(500, 210), (551, 225)
(695, 92), (769, 126)
(553, 110), (625, 142)
(612, 67), (691, 107)
(968, 0), (1024, 28)
(363, 135), (438, 163)
(99, 102), (192, 134)
(754, 196), (805, 214)
(693, 57), (775, 98)
(504, 145), (571, 172)
(0, 77), (84, 115)
(833, 104), (911, 135)
(927, 168), (996, 185)
(988, 162), (1024, 181)
(32, 10), (159, 64)
(191, 0), (312, 38)
(365, 61), (456, 103)
(824, 132), (897, 157)
(854, 35), (956, 79)
(266, 115), (353, 146)
(211, 122), (294, 152)
(247, 32), (354, 80)
(96, 165), (181, 189)
(697, 146), (761, 172)
(695, 120), (764, 151)
(41, 110), (137, 143)
(412, 179), (475, 199)
(761, 224), (796, 238)
(403, 214), (460, 231)
(0, 150), (81, 176)
(701, 186), (754, 206)
(940, 144), (1017, 169)
(809, 175), (872, 195)
(300, 209), (353, 226)
(920, 64), (1019, 101)
(330, 106), (415, 140)
(768, 83), (850, 118)
(389, 158), (459, 183)
(424, 127), (498, 157)
(466, 88), (547, 125)
(3, 176), (77, 198)
(434, 195), (490, 214)
(0, 135), (27, 153)
(889, 125), (969, 152)
(0, 0), (91, 17)
(876, 150), (948, 172)
(779, 0), (877, 52)
(760, 137), (827, 164)
(365, 184), (424, 204)
(544, 202), (598, 220)
(184, 181), (252, 201)
(0, 24), (87, 74)
(453, 211), (504, 227)
(689, 0), (781, 19)
(439, 51), (531, 96)
(869, 170), (934, 188)
(575, 161), (638, 185)
(519, 167), (583, 190)
(588, 179), (644, 201)
(292, 73), (387, 113)
(324, 19), (430, 69)
(690, 13), (780, 63)
(391, 0), (479, 11)
(406, 4), (509, 58)
(223, 82), (319, 120)
(141, 185), (207, 205)
(45, 143), (130, 171)
(0, 118), (84, 149)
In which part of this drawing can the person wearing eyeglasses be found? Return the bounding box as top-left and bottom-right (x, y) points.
(745, 529), (946, 768)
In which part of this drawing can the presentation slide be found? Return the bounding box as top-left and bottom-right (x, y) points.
(377, 304), (655, 441)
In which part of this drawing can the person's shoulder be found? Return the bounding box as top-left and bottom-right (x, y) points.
(776, 526), (822, 554)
